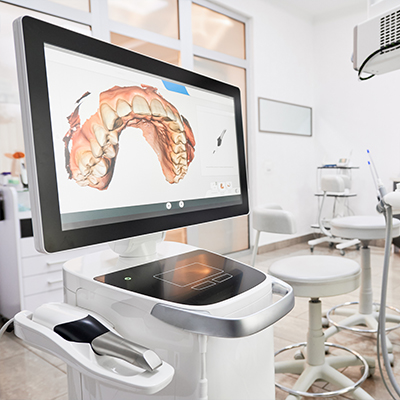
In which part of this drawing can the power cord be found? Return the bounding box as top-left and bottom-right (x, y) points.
(358, 39), (400, 81)
(0, 318), (15, 340)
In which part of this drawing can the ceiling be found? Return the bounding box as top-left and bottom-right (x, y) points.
(265, 0), (367, 19)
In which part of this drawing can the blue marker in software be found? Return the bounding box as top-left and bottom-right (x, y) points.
(162, 80), (189, 95)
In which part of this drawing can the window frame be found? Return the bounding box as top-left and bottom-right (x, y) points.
(1, 0), (253, 252)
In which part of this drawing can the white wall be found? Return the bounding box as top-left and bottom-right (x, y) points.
(214, 0), (319, 246)
(313, 8), (400, 217)
(214, 0), (400, 248)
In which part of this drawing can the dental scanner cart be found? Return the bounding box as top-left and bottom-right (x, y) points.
(11, 16), (294, 400)
(15, 241), (293, 400)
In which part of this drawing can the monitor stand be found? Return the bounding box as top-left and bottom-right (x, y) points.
(108, 232), (166, 269)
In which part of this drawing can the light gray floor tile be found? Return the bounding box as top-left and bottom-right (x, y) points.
(233, 241), (400, 399)
(1, 241), (400, 399)
(0, 337), (67, 400)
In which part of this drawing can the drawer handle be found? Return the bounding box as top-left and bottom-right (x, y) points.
(46, 260), (68, 266)
(47, 278), (63, 284)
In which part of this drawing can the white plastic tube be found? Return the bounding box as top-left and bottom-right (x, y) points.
(379, 205), (400, 399)
(198, 334), (208, 400)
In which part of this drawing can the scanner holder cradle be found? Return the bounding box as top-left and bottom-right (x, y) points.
(13, 305), (175, 395)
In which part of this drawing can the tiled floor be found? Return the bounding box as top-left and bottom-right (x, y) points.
(234, 241), (400, 400)
(1, 241), (400, 399)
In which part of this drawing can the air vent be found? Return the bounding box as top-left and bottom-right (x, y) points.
(380, 9), (400, 53)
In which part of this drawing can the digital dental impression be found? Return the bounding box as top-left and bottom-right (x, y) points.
(63, 84), (196, 190)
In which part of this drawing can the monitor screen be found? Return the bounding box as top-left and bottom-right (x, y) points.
(14, 16), (248, 253)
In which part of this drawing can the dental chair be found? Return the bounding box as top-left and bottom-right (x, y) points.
(252, 205), (374, 399)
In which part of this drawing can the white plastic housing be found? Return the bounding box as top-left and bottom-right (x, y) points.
(320, 175), (345, 193)
(13, 309), (175, 395)
(354, 4), (400, 75)
(384, 186), (400, 213)
(63, 241), (278, 400)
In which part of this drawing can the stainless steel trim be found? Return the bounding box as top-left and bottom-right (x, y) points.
(91, 331), (162, 371)
(150, 276), (294, 338)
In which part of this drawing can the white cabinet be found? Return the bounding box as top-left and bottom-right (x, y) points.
(0, 186), (106, 319)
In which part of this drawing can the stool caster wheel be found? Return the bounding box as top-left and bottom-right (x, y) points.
(294, 350), (305, 360)
(356, 244), (361, 251)
(329, 242), (334, 248)
(322, 317), (329, 328)
(389, 353), (395, 366)
(340, 249), (345, 256)
(310, 246), (314, 253)
(361, 365), (375, 377)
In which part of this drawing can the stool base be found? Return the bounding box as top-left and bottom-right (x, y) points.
(275, 342), (373, 399)
(325, 301), (400, 355)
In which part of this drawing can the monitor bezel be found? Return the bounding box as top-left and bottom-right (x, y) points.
(14, 16), (249, 253)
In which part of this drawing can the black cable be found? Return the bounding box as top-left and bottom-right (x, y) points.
(358, 47), (380, 80)
(0, 318), (14, 340)
(358, 39), (400, 81)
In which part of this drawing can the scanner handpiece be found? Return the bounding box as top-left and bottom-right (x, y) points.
(54, 314), (162, 371)
(91, 331), (162, 371)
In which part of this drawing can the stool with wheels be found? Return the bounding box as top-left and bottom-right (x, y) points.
(270, 256), (372, 399)
(251, 205), (373, 399)
(324, 215), (400, 361)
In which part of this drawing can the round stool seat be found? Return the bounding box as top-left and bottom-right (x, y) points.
(269, 255), (360, 298)
(331, 215), (400, 241)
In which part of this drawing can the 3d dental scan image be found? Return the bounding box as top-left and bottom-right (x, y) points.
(64, 84), (196, 190)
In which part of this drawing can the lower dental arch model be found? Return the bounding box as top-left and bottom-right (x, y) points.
(63, 84), (196, 190)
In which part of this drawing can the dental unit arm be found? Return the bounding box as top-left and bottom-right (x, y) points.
(375, 186), (400, 399)
(367, 150), (400, 399)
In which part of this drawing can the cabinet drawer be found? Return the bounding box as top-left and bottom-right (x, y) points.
(23, 270), (63, 296)
(23, 289), (64, 312)
(20, 237), (39, 257)
(21, 240), (108, 277)
(20, 237), (108, 273)
(22, 254), (69, 277)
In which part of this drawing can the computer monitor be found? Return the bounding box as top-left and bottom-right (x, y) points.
(13, 16), (248, 254)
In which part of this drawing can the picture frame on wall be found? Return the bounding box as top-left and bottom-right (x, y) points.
(258, 97), (312, 136)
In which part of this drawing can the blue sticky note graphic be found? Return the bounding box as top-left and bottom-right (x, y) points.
(162, 80), (189, 95)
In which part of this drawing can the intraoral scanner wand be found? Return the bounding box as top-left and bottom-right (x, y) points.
(33, 303), (162, 371)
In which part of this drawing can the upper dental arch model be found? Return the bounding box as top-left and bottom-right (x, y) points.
(63, 84), (196, 190)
